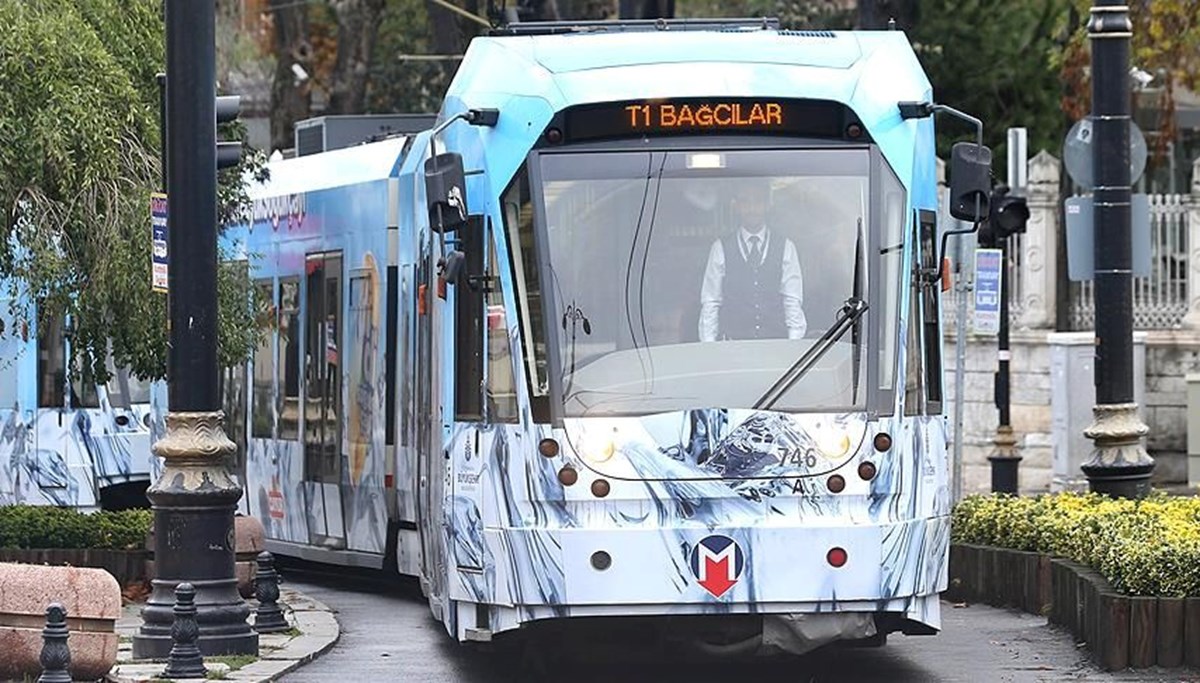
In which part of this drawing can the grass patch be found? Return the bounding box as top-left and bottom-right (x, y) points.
(205, 654), (256, 671)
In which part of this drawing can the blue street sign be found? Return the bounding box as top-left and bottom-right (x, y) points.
(151, 193), (168, 293)
(973, 248), (1002, 336)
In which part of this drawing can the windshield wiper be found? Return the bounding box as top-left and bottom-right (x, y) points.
(752, 297), (869, 411)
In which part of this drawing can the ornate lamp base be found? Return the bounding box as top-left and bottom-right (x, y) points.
(132, 411), (258, 659)
(1081, 403), (1155, 499)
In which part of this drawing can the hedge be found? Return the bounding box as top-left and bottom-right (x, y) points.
(0, 506), (152, 551)
(952, 492), (1200, 598)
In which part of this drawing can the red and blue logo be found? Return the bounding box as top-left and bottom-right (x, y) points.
(689, 534), (745, 598)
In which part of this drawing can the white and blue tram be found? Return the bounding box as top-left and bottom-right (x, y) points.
(233, 20), (965, 652)
(0, 300), (165, 510)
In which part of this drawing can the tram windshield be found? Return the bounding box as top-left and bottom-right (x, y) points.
(520, 147), (902, 417)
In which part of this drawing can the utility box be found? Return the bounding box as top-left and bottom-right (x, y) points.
(1187, 374), (1200, 487)
(1048, 332), (1147, 492)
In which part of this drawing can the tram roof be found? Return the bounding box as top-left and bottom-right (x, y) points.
(245, 136), (411, 201)
(440, 29), (932, 122)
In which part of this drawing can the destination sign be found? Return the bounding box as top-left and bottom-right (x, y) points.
(559, 98), (859, 143)
(624, 102), (784, 130)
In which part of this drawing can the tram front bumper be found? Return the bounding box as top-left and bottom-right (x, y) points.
(478, 515), (949, 610)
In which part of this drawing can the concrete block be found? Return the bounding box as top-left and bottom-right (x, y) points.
(0, 563), (121, 681)
(1020, 465), (1054, 494)
(1148, 407), (1186, 452)
(1150, 451), (1187, 485)
(1012, 387), (1051, 406)
(1019, 445), (1053, 470)
(1147, 373), (1187, 397)
(1011, 404), (1052, 434)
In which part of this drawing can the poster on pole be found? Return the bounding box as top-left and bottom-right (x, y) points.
(973, 248), (1002, 336)
(151, 193), (168, 293)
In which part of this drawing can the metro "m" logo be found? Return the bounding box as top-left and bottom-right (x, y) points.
(688, 535), (746, 598)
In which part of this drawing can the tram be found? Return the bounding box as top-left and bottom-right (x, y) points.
(233, 18), (989, 652)
(0, 300), (163, 511)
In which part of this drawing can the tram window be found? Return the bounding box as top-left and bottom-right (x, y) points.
(278, 278), (301, 440)
(251, 280), (274, 439)
(124, 373), (152, 405)
(385, 266), (398, 446)
(304, 253), (342, 484)
(454, 221), (485, 422)
(0, 308), (19, 408)
(70, 369), (100, 409)
(37, 316), (66, 407)
(878, 163), (906, 406)
(486, 225), (519, 423)
(919, 210), (943, 411)
(502, 168), (550, 421)
(220, 364), (248, 473)
(904, 222), (925, 417)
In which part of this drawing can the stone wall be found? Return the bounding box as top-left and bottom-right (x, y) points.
(940, 152), (1200, 495)
(944, 332), (1054, 496)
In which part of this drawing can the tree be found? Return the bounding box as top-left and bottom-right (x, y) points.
(909, 0), (1071, 162)
(1057, 0), (1200, 168)
(0, 0), (262, 384)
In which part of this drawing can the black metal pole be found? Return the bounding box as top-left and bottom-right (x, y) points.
(156, 73), (167, 192)
(1080, 0), (1154, 498)
(988, 238), (1020, 493)
(133, 0), (257, 658)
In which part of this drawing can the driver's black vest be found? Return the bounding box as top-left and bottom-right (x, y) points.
(719, 233), (787, 340)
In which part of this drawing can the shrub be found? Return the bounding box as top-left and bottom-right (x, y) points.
(0, 506), (152, 550)
(952, 492), (1200, 597)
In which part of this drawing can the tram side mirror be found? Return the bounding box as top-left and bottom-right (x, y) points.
(442, 250), (466, 284)
(425, 152), (469, 233)
(949, 142), (993, 222)
(441, 215), (486, 288)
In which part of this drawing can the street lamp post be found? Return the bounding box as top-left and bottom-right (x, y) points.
(1080, 0), (1154, 498)
(987, 235), (1020, 494)
(131, 0), (258, 658)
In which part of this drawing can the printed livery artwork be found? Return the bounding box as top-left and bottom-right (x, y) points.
(689, 534), (746, 598)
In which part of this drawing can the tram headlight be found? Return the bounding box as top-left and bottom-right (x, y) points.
(814, 431), (852, 460)
(580, 436), (616, 464)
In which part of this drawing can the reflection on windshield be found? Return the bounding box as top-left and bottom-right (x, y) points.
(537, 148), (876, 417)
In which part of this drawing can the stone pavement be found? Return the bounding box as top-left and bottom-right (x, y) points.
(107, 588), (339, 682)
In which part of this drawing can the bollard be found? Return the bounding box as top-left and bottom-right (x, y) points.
(162, 583), (207, 679)
(254, 552), (289, 634)
(37, 604), (71, 683)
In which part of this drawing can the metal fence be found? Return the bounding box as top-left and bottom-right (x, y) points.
(1068, 194), (1190, 330)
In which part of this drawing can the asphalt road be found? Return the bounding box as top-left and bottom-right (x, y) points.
(278, 565), (1200, 683)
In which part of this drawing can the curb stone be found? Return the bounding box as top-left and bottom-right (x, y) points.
(107, 588), (339, 682)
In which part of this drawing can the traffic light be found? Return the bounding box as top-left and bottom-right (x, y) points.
(989, 184), (1030, 240)
(216, 94), (242, 170)
(978, 185), (1029, 247)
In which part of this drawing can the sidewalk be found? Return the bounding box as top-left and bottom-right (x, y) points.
(108, 588), (340, 682)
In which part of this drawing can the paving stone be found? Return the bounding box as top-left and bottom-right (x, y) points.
(103, 586), (339, 683)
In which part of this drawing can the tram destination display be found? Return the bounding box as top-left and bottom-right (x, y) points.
(560, 98), (861, 142)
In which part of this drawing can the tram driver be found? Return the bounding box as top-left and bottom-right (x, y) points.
(698, 180), (806, 342)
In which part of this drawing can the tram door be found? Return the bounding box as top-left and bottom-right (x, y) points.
(415, 234), (445, 601)
(303, 252), (347, 549)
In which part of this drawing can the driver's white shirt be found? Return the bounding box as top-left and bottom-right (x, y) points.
(698, 226), (806, 342)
